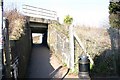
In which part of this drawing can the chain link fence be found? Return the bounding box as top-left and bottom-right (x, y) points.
(56, 31), (70, 66)
(48, 24), (70, 68)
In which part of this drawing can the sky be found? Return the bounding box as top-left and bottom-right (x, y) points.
(4, 0), (110, 27)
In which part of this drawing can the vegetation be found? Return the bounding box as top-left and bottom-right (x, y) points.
(49, 20), (69, 37)
(74, 26), (113, 76)
(109, 1), (120, 29)
(4, 9), (26, 40)
(109, 1), (120, 14)
(64, 15), (73, 26)
(109, 13), (120, 29)
(109, 1), (120, 76)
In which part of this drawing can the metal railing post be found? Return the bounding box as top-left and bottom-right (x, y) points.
(0, 0), (3, 79)
(4, 18), (11, 78)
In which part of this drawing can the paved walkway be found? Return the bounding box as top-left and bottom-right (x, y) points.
(26, 44), (55, 78)
(26, 44), (77, 79)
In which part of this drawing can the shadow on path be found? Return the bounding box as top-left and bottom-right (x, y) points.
(26, 44), (54, 78)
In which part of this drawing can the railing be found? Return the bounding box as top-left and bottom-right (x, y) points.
(22, 4), (57, 20)
(73, 30), (94, 65)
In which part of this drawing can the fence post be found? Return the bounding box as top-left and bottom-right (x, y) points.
(0, 0), (3, 79)
(118, 29), (120, 50)
(4, 18), (11, 78)
(69, 25), (74, 71)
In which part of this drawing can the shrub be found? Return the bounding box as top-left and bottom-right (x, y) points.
(4, 9), (26, 40)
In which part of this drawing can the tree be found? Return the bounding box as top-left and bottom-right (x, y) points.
(4, 8), (26, 40)
(109, 0), (120, 75)
(109, 1), (120, 29)
(64, 15), (73, 26)
(109, 13), (120, 29)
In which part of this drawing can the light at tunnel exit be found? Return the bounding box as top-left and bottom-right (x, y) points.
(32, 33), (43, 44)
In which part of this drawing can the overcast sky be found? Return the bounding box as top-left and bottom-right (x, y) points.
(4, 0), (110, 27)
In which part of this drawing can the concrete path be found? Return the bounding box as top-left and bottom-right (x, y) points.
(26, 44), (55, 78)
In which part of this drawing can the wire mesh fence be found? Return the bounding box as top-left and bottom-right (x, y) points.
(48, 25), (70, 68)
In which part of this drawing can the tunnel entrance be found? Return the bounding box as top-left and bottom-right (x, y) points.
(26, 22), (55, 78)
(30, 22), (48, 45)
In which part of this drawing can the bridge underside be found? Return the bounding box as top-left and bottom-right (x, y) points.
(30, 22), (48, 33)
(29, 21), (48, 45)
